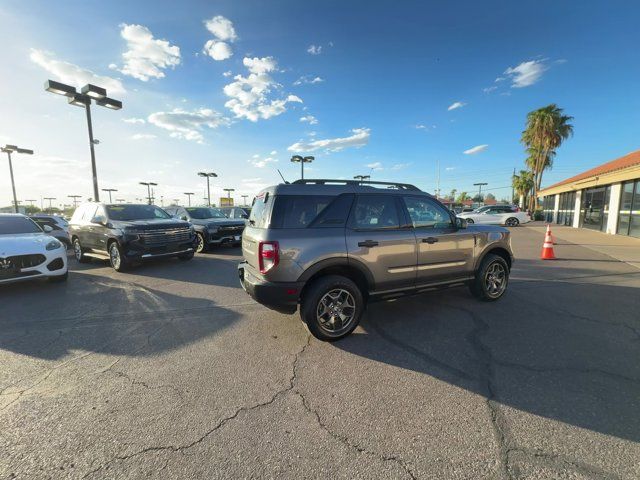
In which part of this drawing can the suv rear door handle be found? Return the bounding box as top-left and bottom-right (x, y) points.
(358, 240), (379, 248)
(422, 237), (439, 244)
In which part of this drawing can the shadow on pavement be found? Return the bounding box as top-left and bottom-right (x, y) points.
(335, 260), (640, 443)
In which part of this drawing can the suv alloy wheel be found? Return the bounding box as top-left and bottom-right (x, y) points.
(195, 232), (206, 253)
(301, 275), (364, 341)
(108, 241), (129, 272)
(505, 217), (519, 227)
(73, 238), (90, 263)
(469, 253), (509, 301)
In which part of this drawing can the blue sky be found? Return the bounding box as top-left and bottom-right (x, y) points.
(1, 0), (639, 207)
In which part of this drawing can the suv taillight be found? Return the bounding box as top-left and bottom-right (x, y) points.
(258, 241), (279, 274)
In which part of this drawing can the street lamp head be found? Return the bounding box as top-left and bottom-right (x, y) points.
(68, 94), (90, 108)
(303, 156), (314, 163)
(2, 145), (17, 153)
(96, 97), (122, 110)
(16, 148), (33, 155)
(198, 172), (217, 178)
(291, 155), (303, 163)
(44, 79), (77, 97)
(81, 84), (107, 100)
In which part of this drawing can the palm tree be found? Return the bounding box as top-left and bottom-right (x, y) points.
(521, 104), (573, 209)
(512, 170), (534, 210)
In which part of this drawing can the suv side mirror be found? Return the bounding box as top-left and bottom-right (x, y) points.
(43, 225), (53, 233)
(180, 215), (188, 221)
(92, 215), (107, 226)
(456, 217), (468, 229)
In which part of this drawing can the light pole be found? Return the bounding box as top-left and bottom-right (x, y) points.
(198, 172), (218, 206)
(354, 175), (370, 181)
(139, 182), (157, 205)
(68, 195), (82, 208)
(2, 144), (34, 213)
(45, 80), (122, 202)
(172, 198), (180, 205)
(241, 195), (248, 206)
(102, 188), (117, 203)
(473, 182), (488, 200)
(223, 188), (235, 206)
(25, 199), (37, 207)
(184, 192), (194, 206)
(290, 155), (314, 179)
(116, 198), (126, 203)
(44, 197), (56, 213)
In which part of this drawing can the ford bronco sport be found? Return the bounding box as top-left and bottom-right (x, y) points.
(238, 179), (514, 341)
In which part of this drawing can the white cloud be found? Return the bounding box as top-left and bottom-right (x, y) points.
(223, 57), (302, 122)
(131, 133), (157, 140)
(205, 16), (237, 42)
(483, 86), (497, 93)
(300, 115), (318, 125)
(445, 167), (456, 171)
(203, 40), (233, 61)
(148, 108), (229, 142)
(307, 45), (322, 55)
(415, 124), (436, 131)
(463, 144), (489, 155)
(118, 24), (181, 81)
(447, 101), (466, 111)
(123, 117), (146, 124)
(249, 154), (278, 168)
(29, 49), (125, 94)
(391, 163), (410, 170)
(293, 75), (324, 86)
(288, 128), (370, 153)
(270, 150), (277, 155)
(223, 70), (233, 77)
(504, 59), (547, 88)
(366, 162), (383, 171)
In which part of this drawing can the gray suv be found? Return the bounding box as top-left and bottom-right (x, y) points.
(238, 179), (514, 341)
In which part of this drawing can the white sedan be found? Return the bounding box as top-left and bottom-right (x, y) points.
(457, 205), (531, 227)
(0, 214), (68, 284)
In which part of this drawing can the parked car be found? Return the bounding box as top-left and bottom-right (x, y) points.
(69, 203), (196, 271)
(238, 179), (514, 341)
(0, 214), (68, 284)
(30, 214), (71, 248)
(220, 206), (251, 220)
(457, 205), (530, 226)
(165, 206), (245, 253)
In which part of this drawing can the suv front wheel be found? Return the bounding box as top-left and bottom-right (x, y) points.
(300, 275), (364, 341)
(469, 253), (509, 301)
(73, 238), (90, 263)
(108, 241), (129, 272)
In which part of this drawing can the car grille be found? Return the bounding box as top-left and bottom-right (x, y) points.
(211, 225), (244, 240)
(140, 227), (191, 246)
(0, 254), (46, 279)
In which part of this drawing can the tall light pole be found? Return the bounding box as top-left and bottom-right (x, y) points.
(473, 182), (488, 199)
(25, 199), (37, 207)
(241, 195), (248, 206)
(184, 192), (194, 206)
(45, 80), (122, 202)
(139, 182), (157, 205)
(68, 195), (81, 208)
(2, 144), (34, 213)
(116, 198), (126, 203)
(290, 155), (314, 179)
(223, 188), (235, 206)
(198, 172), (218, 206)
(44, 197), (56, 213)
(354, 175), (370, 181)
(102, 188), (117, 203)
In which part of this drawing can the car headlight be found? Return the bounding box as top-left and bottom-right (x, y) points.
(46, 239), (63, 250)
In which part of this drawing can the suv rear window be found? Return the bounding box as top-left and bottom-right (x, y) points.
(248, 193), (271, 228)
(271, 195), (334, 228)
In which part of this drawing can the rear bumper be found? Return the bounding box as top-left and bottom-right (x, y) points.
(238, 262), (302, 314)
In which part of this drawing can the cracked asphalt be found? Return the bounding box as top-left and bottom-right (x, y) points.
(1, 225), (639, 479)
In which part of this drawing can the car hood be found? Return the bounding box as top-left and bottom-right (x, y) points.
(190, 218), (245, 228)
(0, 233), (56, 256)
(112, 219), (191, 230)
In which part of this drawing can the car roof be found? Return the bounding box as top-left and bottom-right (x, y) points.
(0, 213), (27, 217)
(260, 179), (432, 197)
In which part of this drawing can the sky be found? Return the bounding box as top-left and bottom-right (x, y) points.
(1, 0), (639, 208)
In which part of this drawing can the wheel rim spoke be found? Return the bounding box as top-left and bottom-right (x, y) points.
(316, 288), (356, 333)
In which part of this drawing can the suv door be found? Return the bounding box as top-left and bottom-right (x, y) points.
(345, 194), (417, 293)
(87, 205), (108, 252)
(402, 196), (476, 285)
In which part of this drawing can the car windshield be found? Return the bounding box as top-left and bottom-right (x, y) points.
(105, 205), (171, 221)
(0, 216), (43, 234)
(186, 207), (227, 219)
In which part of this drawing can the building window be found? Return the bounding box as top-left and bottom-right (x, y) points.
(618, 180), (640, 238)
(556, 191), (575, 226)
(542, 195), (554, 223)
(580, 186), (610, 232)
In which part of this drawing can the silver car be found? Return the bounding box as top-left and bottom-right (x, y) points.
(238, 179), (514, 341)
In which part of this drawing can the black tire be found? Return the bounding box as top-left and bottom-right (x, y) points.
(195, 232), (206, 253)
(108, 241), (129, 272)
(469, 253), (509, 301)
(466, 218), (474, 224)
(178, 252), (195, 261)
(505, 217), (519, 227)
(300, 275), (364, 341)
(72, 238), (90, 263)
(48, 271), (68, 282)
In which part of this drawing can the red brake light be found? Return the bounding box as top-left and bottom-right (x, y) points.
(258, 241), (279, 274)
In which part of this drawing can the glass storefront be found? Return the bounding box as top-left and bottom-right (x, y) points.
(542, 195), (554, 223)
(580, 186), (610, 232)
(556, 191), (576, 226)
(617, 180), (640, 238)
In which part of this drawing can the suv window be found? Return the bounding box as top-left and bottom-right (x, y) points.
(272, 195), (334, 228)
(403, 196), (453, 228)
(248, 193), (271, 228)
(350, 195), (401, 230)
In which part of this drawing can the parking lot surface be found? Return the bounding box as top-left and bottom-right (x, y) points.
(1, 225), (639, 479)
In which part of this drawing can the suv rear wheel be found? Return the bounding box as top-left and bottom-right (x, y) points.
(300, 275), (364, 341)
(505, 217), (519, 227)
(469, 253), (509, 301)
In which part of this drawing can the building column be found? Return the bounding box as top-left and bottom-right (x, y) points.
(552, 194), (560, 223)
(606, 183), (622, 234)
(572, 190), (582, 228)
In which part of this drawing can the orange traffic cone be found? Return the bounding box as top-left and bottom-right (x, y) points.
(541, 228), (556, 260)
(545, 224), (556, 244)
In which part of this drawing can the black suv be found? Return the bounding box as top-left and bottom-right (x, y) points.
(164, 206), (245, 253)
(69, 203), (196, 271)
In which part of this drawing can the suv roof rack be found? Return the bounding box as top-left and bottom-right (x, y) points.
(291, 178), (421, 191)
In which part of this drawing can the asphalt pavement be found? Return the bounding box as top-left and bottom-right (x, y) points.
(1, 225), (639, 479)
